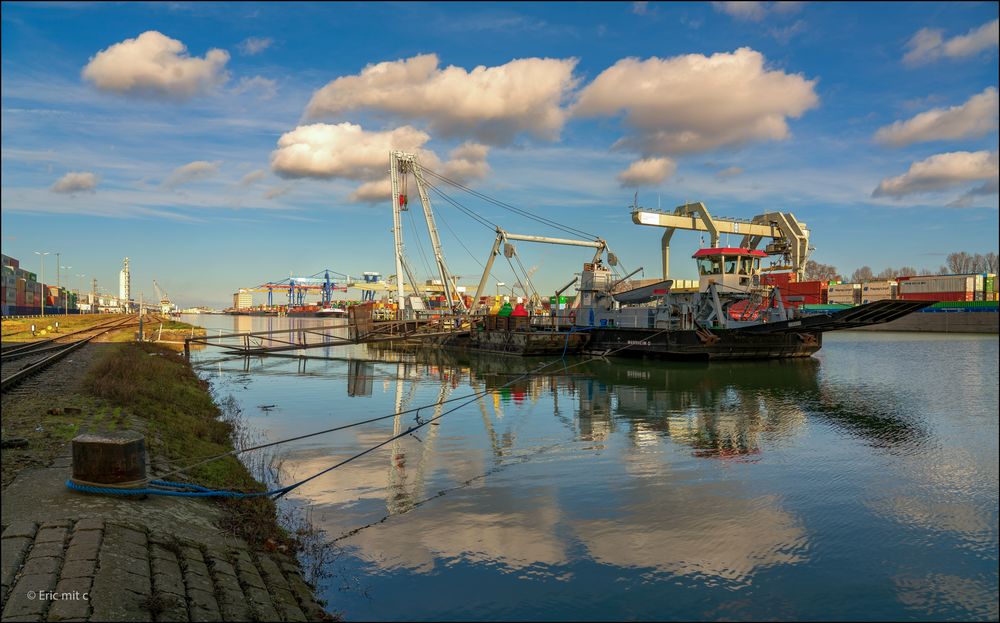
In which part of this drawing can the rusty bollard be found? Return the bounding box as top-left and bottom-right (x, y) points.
(70, 431), (147, 489)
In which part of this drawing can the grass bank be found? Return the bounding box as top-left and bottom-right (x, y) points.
(1, 313), (116, 342)
(84, 341), (295, 550)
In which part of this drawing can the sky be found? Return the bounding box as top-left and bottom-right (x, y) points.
(2, 1), (998, 308)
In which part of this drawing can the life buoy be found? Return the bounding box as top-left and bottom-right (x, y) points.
(568, 310), (576, 324)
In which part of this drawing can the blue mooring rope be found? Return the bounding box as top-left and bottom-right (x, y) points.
(65, 478), (292, 498)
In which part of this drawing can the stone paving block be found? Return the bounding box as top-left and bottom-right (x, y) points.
(19, 557), (61, 577)
(2, 573), (57, 618)
(271, 587), (307, 622)
(149, 545), (178, 563)
(182, 560), (210, 580)
(235, 564), (266, 591)
(38, 520), (73, 530)
(25, 543), (62, 561)
(33, 528), (68, 544)
(88, 584), (152, 623)
(72, 519), (103, 532)
(62, 542), (100, 563)
(57, 560), (96, 580)
(1, 522), (38, 541)
(0, 537), (33, 589)
(122, 571), (151, 596)
(151, 593), (188, 623)
(178, 546), (203, 564)
(67, 530), (101, 549)
(152, 571), (185, 598)
(181, 571), (212, 596)
(245, 585), (280, 623)
(205, 557), (237, 579)
(215, 587), (252, 622)
(45, 577), (91, 621)
(185, 588), (220, 623)
(116, 542), (148, 562)
(257, 555), (290, 590)
(106, 526), (148, 549)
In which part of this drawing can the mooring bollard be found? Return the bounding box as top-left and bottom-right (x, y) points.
(70, 431), (147, 489)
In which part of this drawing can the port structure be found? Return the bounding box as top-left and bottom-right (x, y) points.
(390, 151), (467, 316)
(152, 279), (172, 314)
(632, 202), (811, 281)
(244, 269), (349, 307)
(471, 228), (616, 312)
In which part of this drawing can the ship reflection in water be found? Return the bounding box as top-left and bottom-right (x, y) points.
(188, 321), (997, 622)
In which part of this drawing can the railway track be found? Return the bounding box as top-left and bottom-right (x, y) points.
(0, 315), (143, 393)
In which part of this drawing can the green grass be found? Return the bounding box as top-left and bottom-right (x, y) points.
(84, 342), (292, 548)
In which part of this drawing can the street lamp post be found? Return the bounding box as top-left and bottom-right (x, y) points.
(62, 265), (71, 315)
(77, 274), (85, 313)
(34, 251), (49, 318)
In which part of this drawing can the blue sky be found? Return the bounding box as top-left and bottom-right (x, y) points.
(2, 1), (998, 307)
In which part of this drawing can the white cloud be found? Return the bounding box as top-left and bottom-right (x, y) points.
(903, 19), (999, 66)
(875, 88), (999, 147)
(715, 166), (744, 180)
(574, 48), (819, 156)
(237, 36), (273, 56)
(712, 2), (802, 21)
(233, 75), (277, 100)
(304, 53), (578, 144)
(51, 171), (98, 194)
(632, 2), (650, 15)
(617, 157), (676, 187)
(164, 160), (222, 188)
(239, 169), (266, 186)
(82, 31), (230, 100)
(872, 151), (999, 198)
(269, 122), (490, 202)
(263, 186), (291, 200)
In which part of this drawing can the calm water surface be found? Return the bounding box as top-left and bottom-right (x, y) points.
(181, 315), (998, 621)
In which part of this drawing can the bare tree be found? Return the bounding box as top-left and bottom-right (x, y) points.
(946, 252), (974, 273)
(805, 261), (841, 282)
(985, 252), (998, 273)
(876, 267), (898, 279)
(897, 266), (918, 277)
(851, 266), (874, 283)
(937, 265), (950, 275)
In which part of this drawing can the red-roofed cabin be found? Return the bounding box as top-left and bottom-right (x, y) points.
(693, 247), (766, 292)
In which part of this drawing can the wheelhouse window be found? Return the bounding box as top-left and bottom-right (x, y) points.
(697, 257), (723, 276)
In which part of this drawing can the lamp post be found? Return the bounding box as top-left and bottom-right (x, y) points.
(34, 251), (49, 318)
(77, 274), (85, 313)
(62, 265), (71, 315)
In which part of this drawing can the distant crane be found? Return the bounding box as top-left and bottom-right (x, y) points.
(152, 280), (172, 314)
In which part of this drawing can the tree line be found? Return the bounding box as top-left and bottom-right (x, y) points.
(804, 251), (999, 283)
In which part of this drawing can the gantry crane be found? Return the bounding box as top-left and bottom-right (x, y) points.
(632, 202), (811, 280)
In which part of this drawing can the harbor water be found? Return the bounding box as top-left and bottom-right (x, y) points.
(180, 315), (998, 621)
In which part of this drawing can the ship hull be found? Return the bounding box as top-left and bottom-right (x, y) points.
(585, 327), (822, 360)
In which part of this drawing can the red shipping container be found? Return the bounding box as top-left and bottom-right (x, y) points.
(761, 272), (797, 287)
(898, 291), (973, 302)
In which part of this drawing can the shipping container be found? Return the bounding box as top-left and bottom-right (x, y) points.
(898, 291), (974, 302)
(898, 275), (976, 297)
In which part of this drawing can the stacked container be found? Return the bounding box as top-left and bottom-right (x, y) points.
(828, 283), (861, 305)
(861, 280), (897, 304)
(897, 275), (978, 301)
(780, 280), (828, 306)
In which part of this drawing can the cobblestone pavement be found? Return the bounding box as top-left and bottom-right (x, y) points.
(1, 518), (328, 622)
(1, 440), (331, 621)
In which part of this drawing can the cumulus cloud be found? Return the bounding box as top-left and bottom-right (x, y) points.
(903, 19), (999, 66)
(875, 88), (999, 147)
(82, 31), (230, 100)
(239, 169), (266, 186)
(872, 151), (998, 198)
(164, 160), (222, 188)
(617, 157), (676, 187)
(574, 48), (819, 156)
(304, 53), (578, 144)
(51, 171), (98, 194)
(237, 36), (273, 56)
(270, 122), (490, 202)
(712, 1), (802, 21)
